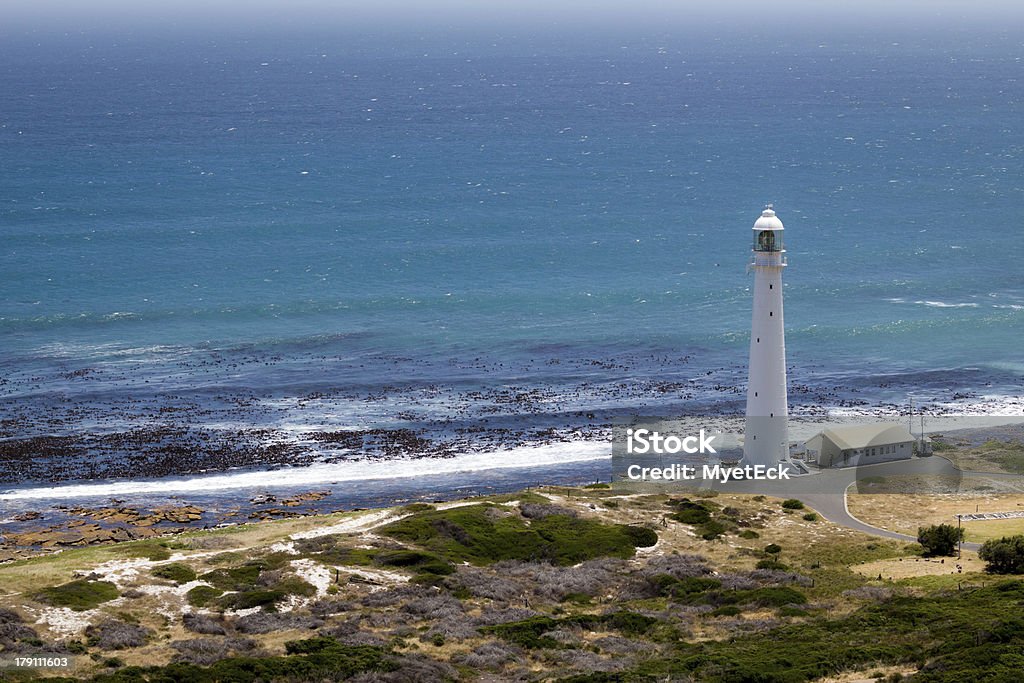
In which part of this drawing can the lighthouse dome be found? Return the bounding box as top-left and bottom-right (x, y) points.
(753, 206), (784, 231)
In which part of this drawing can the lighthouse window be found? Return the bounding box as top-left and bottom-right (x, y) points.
(769, 284), (773, 290)
(755, 392), (758, 397)
(770, 412), (774, 417)
(769, 311), (773, 317)
(756, 337), (760, 343)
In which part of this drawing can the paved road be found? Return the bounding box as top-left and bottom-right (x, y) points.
(707, 456), (1024, 551)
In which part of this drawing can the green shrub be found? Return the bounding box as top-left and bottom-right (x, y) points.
(200, 563), (262, 591)
(482, 616), (562, 649)
(381, 504), (652, 565)
(185, 585), (223, 608)
(917, 524), (964, 557)
(781, 499), (805, 510)
(34, 580), (119, 611)
(764, 543), (783, 555)
(698, 520), (727, 540)
(274, 577), (316, 597)
(978, 535), (1024, 574)
(756, 559), (790, 571)
(152, 563), (197, 584)
(218, 589), (285, 611)
(483, 612), (657, 649)
(583, 483), (611, 489)
(650, 574), (722, 600)
(738, 529), (760, 539)
(598, 611), (658, 636)
(561, 592), (593, 605)
(622, 525), (659, 548)
(667, 499), (714, 524)
(284, 636), (340, 654)
(375, 549), (453, 575)
(803, 513), (819, 522)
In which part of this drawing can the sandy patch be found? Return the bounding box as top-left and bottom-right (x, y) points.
(435, 501), (479, 510)
(29, 606), (101, 638)
(291, 558), (333, 597)
(269, 541), (299, 554)
(341, 566), (410, 589)
(291, 510), (407, 540)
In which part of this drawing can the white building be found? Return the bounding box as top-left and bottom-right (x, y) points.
(742, 206), (789, 468)
(805, 423), (915, 468)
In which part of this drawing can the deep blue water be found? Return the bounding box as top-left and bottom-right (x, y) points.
(1, 27), (1022, 489)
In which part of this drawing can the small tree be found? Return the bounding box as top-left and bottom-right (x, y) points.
(978, 535), (1024, 574)
(917, 524), (964, 557)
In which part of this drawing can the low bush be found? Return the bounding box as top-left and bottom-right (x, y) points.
(34, 580), (119, 611)
(381, 504), (654, 565)
(182, 613), (226, 636)
(456, 640), (522, 670)
(85, 620), (152, 650)
(217, 589), (285, 611)
(186, 585), (223, 608)
(170, 637), (258, 666)
(482, 611), (657, 649)
(649, 574), (721, 599)
(756, 559), (789, 570)
(152, 563), (197, 584)
(233, 611), (323, 634)
(781, 499), (805, 510)
(666, 499), (713, 525)
(978, 535), (1024, 574)
(698, 520), (727, 540)
(200, 561), (266, 591)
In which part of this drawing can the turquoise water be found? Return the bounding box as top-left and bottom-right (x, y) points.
(1, 27), (1022, 488)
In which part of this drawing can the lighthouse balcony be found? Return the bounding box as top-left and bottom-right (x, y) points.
(750, 253), (787, 267)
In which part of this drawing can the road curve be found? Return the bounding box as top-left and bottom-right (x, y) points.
(708, 455), (1020, 552)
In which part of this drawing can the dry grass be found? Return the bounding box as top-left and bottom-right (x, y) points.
(852, 552), (983, 580)
(847, 492), (1024, 542)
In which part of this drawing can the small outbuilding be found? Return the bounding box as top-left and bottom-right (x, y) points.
(805, 422), (915, 468)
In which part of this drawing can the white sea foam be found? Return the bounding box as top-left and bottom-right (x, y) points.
(913, 300), (979, 308)
(0, 440), (608, 500)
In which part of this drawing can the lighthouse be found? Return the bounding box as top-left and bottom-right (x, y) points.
(743, 206), (789, 468)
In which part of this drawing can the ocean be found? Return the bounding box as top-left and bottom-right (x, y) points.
(2, 25), (1022, 502)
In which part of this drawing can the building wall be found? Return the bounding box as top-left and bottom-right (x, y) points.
(819, 439), (913, 468)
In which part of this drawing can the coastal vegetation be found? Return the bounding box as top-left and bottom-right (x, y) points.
(978, 535), (1024, 574)
(916, 524), (964, 557)
(1, 486), (1023, 682)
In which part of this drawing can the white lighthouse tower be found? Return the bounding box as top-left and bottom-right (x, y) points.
(743, 206), (789, 468)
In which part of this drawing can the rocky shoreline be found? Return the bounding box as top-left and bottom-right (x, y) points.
(0, 492), (337, 564)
